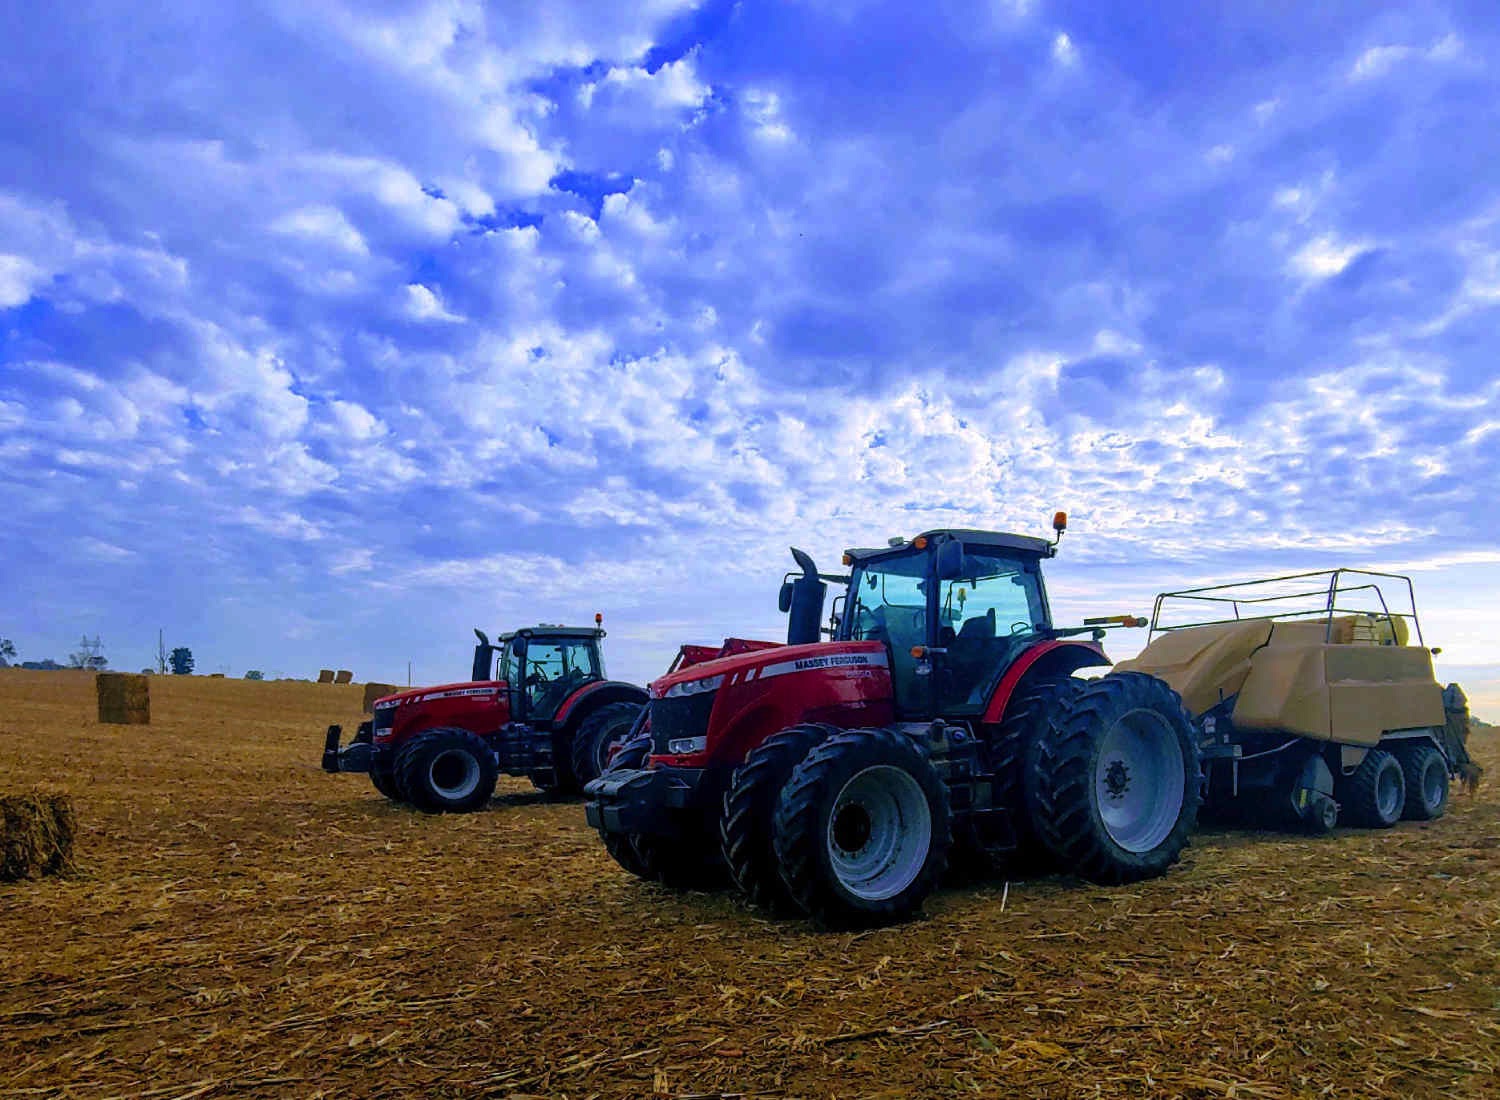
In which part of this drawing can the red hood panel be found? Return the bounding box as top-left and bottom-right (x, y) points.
(650, 641), (886, 697)
(376, 681), (505, 707)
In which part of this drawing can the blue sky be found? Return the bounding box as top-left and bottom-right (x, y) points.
(1, 2), (1497, 714)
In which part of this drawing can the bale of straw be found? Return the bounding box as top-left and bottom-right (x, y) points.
(1, 792), (77, 881)
(362, 682), (399, 712)
(96, 672), (150, 725)
(334, 669), (353, 685)
(317, 669), (335, 684)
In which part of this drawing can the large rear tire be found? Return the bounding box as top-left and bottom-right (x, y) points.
(571, 702), (645, 787)
(981, 676), (1085, 871)
(395, 728), (498, 814)
(1396, 743), (1449, 821)
(1339, 748), (1406, 828)
(1032, 672), (1200, 884)
(773, 728), (952, 928)
(721, 724), (831, 913)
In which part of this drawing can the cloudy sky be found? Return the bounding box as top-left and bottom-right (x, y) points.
(2, 2), (1497, 714)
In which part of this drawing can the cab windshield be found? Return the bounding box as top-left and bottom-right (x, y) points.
(842, 544), (1049, 715)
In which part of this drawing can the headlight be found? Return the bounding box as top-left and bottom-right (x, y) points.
(664, 674), (723, 698)
(667, 736), (708, 755)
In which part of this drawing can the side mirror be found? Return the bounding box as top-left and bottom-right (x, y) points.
(935, 539), (967, 580)
(778, 581), (794, 613)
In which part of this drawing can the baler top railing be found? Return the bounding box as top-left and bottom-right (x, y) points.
(1147, 568), (1424, 647)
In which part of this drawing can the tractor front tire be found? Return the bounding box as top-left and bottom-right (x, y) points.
(1396, 743), (1450, 821)
(773, 727), (952, 928)
(370, 761), (402, 802)
(571, 701), (645, 788)
(395, 728), (498, 814)
(721, 724), (832, 913)
(1032, 672), (1201, 884)
(1339, 748), (1406, 828)
(595, 731), (655, 880)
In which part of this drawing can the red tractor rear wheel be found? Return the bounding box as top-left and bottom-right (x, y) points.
(1031, 672), (1200, 884)
(571, 701), (645, 787)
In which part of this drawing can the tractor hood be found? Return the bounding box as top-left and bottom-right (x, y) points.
(373, 681), (505, 709)
(649, 640), (888, 699)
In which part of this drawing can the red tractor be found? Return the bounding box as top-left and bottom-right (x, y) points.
(585, 517), (1202, 927)
(322, 621), (646, 812)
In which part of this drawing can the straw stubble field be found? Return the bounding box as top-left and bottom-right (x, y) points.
(1, 670), (1496, 1099)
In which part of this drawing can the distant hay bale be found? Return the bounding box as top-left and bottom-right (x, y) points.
(334, 669), (353, 685)
(317, 669), (335, 684)
(96, 673), (150, 725)
(1, 792), (77, 882)
(362, 682), (399, 712)
(209, 672), (225, 679)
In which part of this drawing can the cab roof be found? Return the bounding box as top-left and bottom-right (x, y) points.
(845, 528), (1054, 562)
(497, 625), (604, 643)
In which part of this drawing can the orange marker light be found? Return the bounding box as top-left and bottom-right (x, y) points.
(595, 612), (603, 625)
(910, 645), (927, 659)
(842, 552), (853, 566)
(1053, 511), (1068, 532)
(913, 535), (928, 549)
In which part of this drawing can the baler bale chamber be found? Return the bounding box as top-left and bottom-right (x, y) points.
(1117, 568), (1476, 833)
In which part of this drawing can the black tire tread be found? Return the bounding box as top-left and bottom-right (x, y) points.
(1394, 742), (1449, 821)
(721, 723), (834, 912)
(394, 728), (498, 814)
(773, 727), (952, 929)
(571, 701), (645, 788)
(985, 675), (1086, 868)
(1031, 672), (1201, 884)
(1340, 747), (1405, 828)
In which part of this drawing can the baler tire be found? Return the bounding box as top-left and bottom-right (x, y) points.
(1395, 743), (1449, 821)
(1338, 748), (1406, 828)
(395, 728), (498, 814)
(1032, 672), (1201, 884)
(983, 675), (1085, 871)
(772, 727), (952, 929)
(721, 724), (833, 913)
(571, 701), (646, 787)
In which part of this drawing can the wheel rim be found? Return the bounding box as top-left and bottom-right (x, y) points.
(1376, 760), (1402, 819)
(1422, 758), (1445, 808)
(1095, 708), (1186, 853)
(429, 749), (481, 800)
(824, 765), (932, 901)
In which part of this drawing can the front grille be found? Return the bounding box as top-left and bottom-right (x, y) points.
(650, 691), (717, 754)
(372, 704), (396, 735)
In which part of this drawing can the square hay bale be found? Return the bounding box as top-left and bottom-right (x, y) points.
(363, 682), (399, 712)
(96, 672), (150, 725)
(1, 792), (76, 881)
(334, 669), (353, 685)
(317, 669), (335, 684)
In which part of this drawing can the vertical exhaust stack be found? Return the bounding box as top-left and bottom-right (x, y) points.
(782, 548), (827, 646)
(472, 629), (496, 683)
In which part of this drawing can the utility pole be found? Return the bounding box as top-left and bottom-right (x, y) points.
(157, 630), (168, 675)
(407, 660), (412, 687)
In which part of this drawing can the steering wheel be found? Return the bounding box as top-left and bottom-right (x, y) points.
(1010, 621), (1031, 635)
(525, 668), (551, 687)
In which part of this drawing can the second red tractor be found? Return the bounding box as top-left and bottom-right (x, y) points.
(586, 516), (1203, 927)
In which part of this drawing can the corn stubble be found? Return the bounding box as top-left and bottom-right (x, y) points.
(0, 669), (1496, 1098)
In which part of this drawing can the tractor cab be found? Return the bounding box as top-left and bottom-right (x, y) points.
(490, 624), (608, 725)
(784, 527), (1062, 720)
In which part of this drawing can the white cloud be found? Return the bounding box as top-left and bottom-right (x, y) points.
(271, 205), (369, 255)
(0, 254), (47, 307)
(403, 283), (465, 323)
(1052, 32), (1077, 66)
(1350, 34), (1463, 81)
(1289, 234), (1368, 279)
